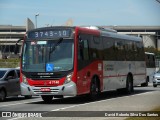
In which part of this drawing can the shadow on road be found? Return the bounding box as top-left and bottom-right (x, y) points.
(3, 96), (39, 102)
(27, 86), (156, 105)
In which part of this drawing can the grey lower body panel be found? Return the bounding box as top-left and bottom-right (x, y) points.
(20, 81), (77, 96)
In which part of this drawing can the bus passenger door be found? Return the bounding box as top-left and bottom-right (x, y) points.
(77, 35), (90, 94)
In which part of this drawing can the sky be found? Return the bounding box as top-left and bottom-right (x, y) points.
(0, 0), (160, 27)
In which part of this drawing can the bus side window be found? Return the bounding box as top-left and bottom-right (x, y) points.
(114, 39), (125, 61)
(125, 41), (136, 61)
(136, 42), (145, 61)
(103, 37), (115, 61)
(89, 36), (102, 59)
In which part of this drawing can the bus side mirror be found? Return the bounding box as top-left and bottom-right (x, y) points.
(14, 43), (18, 54)
(14, 39), (23, 54)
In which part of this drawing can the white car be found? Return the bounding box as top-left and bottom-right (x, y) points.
(152, 70), (160, 87)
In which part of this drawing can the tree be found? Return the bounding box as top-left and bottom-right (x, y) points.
(144, 46), (160, 59)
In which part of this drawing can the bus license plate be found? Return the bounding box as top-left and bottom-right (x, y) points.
(41, 88), (51, 92)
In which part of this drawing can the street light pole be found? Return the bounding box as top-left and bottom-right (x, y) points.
(35, 13), (39, 28)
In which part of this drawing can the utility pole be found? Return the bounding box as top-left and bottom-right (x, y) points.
(35, 13), (39, 28)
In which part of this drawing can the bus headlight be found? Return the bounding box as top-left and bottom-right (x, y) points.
(22, 74), (28, 85)
(64, 73), (73, 84)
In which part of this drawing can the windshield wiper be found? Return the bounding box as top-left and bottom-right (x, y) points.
(49, 38), (63, 60)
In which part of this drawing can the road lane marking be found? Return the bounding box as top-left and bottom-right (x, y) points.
(5, 91), (159, 120)
(51, 91), (159, 111)
(0, 99), (42, 107)
(7, 117), (21, 120)
(2, 91), (157, 108)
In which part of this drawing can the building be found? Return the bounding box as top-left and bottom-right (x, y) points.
(0, 25), (26, 58)
(0, 22), (160, 58)
(0, 18), (34, 58)
(105, 26), (160, 49)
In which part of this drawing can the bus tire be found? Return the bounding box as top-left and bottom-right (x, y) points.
(54, 95), (63, 98)
(125, 75), (134, 94)
(0, 89), (6, 102)
(153, 84), (157, 87)
(145, 77), (149, 86)
(41, 95), (53, 103)
(141, 77), (149, 87)
(89, 77), (100, 101)
(24, 95), (32, 99)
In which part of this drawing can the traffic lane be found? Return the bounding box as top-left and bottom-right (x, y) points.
(60, 91), (160, 111)
(26, 83), (159, 104)
(0, 84), (159, 109)
(0, 96), (41, 108)
(47, 84), (160, 111)
(0, 85), (159, 112)
(40, 87), (160, 120)
(3, 85), (160, 120)
(17, 88), (160, 112)
(0, 82), (156, 105)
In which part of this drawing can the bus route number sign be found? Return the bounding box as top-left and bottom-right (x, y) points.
(28, 29), (70, 39)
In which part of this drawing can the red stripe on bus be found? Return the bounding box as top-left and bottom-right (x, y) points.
(103, 73), (146, 78)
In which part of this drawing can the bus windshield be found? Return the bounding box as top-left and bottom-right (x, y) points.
(22, 39), (74, 72)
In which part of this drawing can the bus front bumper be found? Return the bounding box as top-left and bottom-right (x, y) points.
(20, 81), (77, 96)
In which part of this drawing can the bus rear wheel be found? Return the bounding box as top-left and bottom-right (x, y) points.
(125, 75), (134, 94)
(141, 77), (149, 87)
(41, 95), (53, 103)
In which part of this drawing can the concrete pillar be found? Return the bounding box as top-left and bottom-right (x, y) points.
(157, 39), (160, 51)
(142, 35), (156, 48)
(26, 18), (35, 31)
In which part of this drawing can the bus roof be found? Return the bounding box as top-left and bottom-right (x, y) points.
(82, 26), (142, 42)
(101, 31), (142, 42)
(27, 26), (142, 42)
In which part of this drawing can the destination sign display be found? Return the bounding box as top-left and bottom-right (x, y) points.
(27, 29), (71, 39)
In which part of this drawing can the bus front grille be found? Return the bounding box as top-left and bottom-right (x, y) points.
(32, 88), (59, 94)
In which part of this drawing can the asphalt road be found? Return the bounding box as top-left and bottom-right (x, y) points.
(0, 83), (160, 120)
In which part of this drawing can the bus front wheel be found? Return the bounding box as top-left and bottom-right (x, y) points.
(41, 95), (53, 103)
(89, 77), (100, 101)
(24, 95), (32, 99)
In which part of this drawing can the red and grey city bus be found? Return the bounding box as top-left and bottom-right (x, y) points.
(18, 26), (146, 103)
